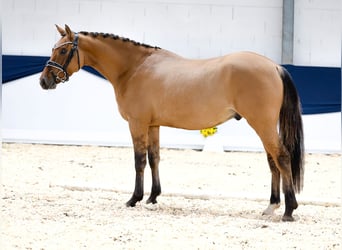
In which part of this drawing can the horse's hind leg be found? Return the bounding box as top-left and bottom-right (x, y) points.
(262, 153), (281, 215)
(263, 140), (298, 221)
(146, 126), (161, 204)
(251, 121), (298, 221)
(277, 149), (298, 221)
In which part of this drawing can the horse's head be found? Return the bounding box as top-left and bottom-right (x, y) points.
(40, 24), (81, 89)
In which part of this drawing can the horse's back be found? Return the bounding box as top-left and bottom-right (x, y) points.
(146, 50), (281, 89)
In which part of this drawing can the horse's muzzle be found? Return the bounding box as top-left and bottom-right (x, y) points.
(40, 76), (57, 90)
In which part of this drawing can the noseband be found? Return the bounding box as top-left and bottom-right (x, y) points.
(45, 33), (80, 83)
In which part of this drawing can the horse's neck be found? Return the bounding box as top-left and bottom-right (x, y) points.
(80, 35), (153, 84)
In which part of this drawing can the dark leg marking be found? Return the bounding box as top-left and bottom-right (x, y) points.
(126, 151), (146, 207)
(268, 153), (281, 205)
(277, 149), (298, 221)
(146, 126), (161, 204)
(283, 190), (298, 221)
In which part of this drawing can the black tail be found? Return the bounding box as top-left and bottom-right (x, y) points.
(279, 67), (304, 193)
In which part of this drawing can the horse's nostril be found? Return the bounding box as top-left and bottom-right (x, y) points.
(40, 78), (48, 89)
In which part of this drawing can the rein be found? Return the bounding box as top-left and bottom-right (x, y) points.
(45, 33), (80, 83)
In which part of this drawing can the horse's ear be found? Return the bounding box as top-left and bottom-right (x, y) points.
(55, 24), (66, 37)
(65, 24), (75, 41)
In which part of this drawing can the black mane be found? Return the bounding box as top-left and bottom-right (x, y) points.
(79, 31), (161, 50)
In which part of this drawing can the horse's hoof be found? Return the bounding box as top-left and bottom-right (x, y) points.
(126, 200), (136, 207)
(282, 215), (295, 222)
(146, 197), (158, 204)
(262, 203), (280, 215)
(126, 193), (144, 207)
(126, 197), (139, 207)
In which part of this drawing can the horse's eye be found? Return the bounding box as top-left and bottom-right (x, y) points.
(60, 48), (67, 55)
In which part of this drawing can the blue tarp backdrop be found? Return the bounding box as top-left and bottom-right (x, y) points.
(2, 55), (341, 114)
(2, 55), (104, 82)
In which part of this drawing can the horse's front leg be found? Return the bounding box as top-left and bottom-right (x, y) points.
(146, 126), (161, 204)
(126, 123), (149, 207)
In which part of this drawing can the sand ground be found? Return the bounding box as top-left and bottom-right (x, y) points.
(1, 143), (341, 249)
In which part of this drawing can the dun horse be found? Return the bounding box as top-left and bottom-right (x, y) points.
(40, 25), (304, 221)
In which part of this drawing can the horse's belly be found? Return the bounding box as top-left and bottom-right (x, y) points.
(154, 106), (236, 130)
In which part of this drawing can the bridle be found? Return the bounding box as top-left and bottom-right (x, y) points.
(45, 33), (80, 83)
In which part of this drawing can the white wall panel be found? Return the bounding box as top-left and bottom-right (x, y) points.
(3, 0), (340, 65)
(294, 0), (341, 66)
(3, 0), (283, 60)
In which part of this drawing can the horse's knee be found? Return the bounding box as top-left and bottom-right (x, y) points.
(148, 126), (160, 167)
(148, 148), (160, 168)
(135, 151), (147, 171)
